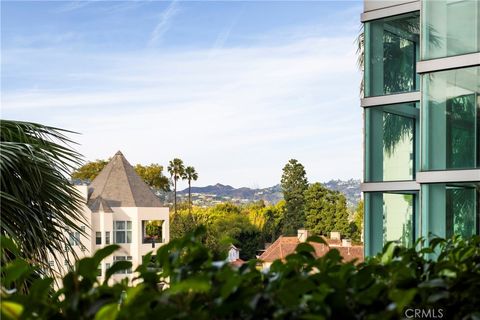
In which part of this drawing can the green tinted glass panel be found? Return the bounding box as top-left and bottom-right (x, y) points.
(421, 67), (480, 170)
(421, 184), (478, 239)
(364, 12), (419, 97)
(383, 193), (414, 247)
(365, 192), (415, 256)
(422, 0), (480, 60)
(365, 103), (418, 182)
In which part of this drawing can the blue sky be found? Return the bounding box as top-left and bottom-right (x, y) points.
(2, 0), (363, 189)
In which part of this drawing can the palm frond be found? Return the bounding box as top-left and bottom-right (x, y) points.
(0, 120), (85, 276)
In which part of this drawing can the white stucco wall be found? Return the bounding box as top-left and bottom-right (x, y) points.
(49, 186), (170, 286)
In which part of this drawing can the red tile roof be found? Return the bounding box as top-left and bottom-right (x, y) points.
(259, 236), (363, 263)
(230, 259), (246, 267)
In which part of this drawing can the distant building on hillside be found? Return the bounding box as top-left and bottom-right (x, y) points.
(259, 229), (363, 270)
(50, 151), (169, 283)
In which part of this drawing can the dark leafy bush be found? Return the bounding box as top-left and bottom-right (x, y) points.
(1, 229), (479, 320)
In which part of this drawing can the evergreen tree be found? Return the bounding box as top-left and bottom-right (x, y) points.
(304, 183), (351, 238)
(304, 183), (332, 236)
(333, 193), (351, 237)
(280, 159), (308, 235)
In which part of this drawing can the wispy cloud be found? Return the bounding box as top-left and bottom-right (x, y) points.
(209, 9), (244, 57)
(55, 0), (96, 13)
(2, 34), (362, 187)
(10, 32), (80, 48)
(2, 2), (363, 187)
(148, 0), (179, 47)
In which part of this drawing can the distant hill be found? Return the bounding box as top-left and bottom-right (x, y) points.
(323, 179), (361, 208)
(178, 179), (361, 208)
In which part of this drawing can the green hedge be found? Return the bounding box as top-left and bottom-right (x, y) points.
(1, 229), (480, 320)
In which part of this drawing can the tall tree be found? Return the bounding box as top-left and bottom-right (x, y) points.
(304, 183), (351, 238)
(183, 166), (198, 214)
(333, 194), (351, 238)
(0, 120), (84, 274)
(167, 158), (185, 215)
(280, 159), (308, 235)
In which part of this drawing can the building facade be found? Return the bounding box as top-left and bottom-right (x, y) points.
(361, 0), (480, 256)
(50, 151), (169, 283)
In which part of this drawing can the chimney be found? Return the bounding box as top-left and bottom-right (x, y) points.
(297, 229), (309, 242)
(330, 232), (341, 240)
(342, 239), (352, 247)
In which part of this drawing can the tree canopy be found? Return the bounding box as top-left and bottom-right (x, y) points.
(71, 159), (109, 181)
(134, 163), (170, 191)
(304, 182), (354, 238)
(71, 160), (170, 191)
(2, 230), (479, 320)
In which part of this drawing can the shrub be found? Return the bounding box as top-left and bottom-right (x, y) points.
(1, 229), (479, 320)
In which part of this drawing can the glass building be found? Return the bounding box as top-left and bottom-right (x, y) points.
(361, 0), (480, 256)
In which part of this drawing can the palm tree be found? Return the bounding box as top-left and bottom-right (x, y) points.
(184, 166), (198, 214)
(1, 120), (85, 275)
(167, 158), (185, 215)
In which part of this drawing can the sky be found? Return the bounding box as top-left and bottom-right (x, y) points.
(1, 0), (363, 189)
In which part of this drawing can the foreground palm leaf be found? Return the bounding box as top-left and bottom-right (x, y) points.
(0, 119), (84, 274)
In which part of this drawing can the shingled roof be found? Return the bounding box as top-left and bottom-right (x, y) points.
(87, 151), (162, 211)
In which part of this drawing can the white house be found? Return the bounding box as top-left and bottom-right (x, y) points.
(226, 244), (245, 267)
(50, 151), (169, 283)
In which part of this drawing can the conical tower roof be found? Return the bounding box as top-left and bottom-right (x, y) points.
(87, 151), (162, 211)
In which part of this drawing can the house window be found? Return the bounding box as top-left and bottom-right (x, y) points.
(49, 261), (54, 267)
(69, 231), (80, 246)
(113, 256), (133, 274)
(96, 232), (102, 245)
(106, 263), (110, 270)
(64, 260), (69, 266)
(81, 225), (86, 232)
(113, 221), (132, 244)
(142, 220), (164, 244)
(97, 267), (102, 277)
(105, 231), (111, 245)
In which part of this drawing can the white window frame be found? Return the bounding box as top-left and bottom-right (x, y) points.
(95, 232), (102, 245)
(113, 221), (132, 244)
(69, 231), (80, 246)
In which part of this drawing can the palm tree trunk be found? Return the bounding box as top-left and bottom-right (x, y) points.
(188, 180), (192, 214)
(174, 178), (177, 215)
